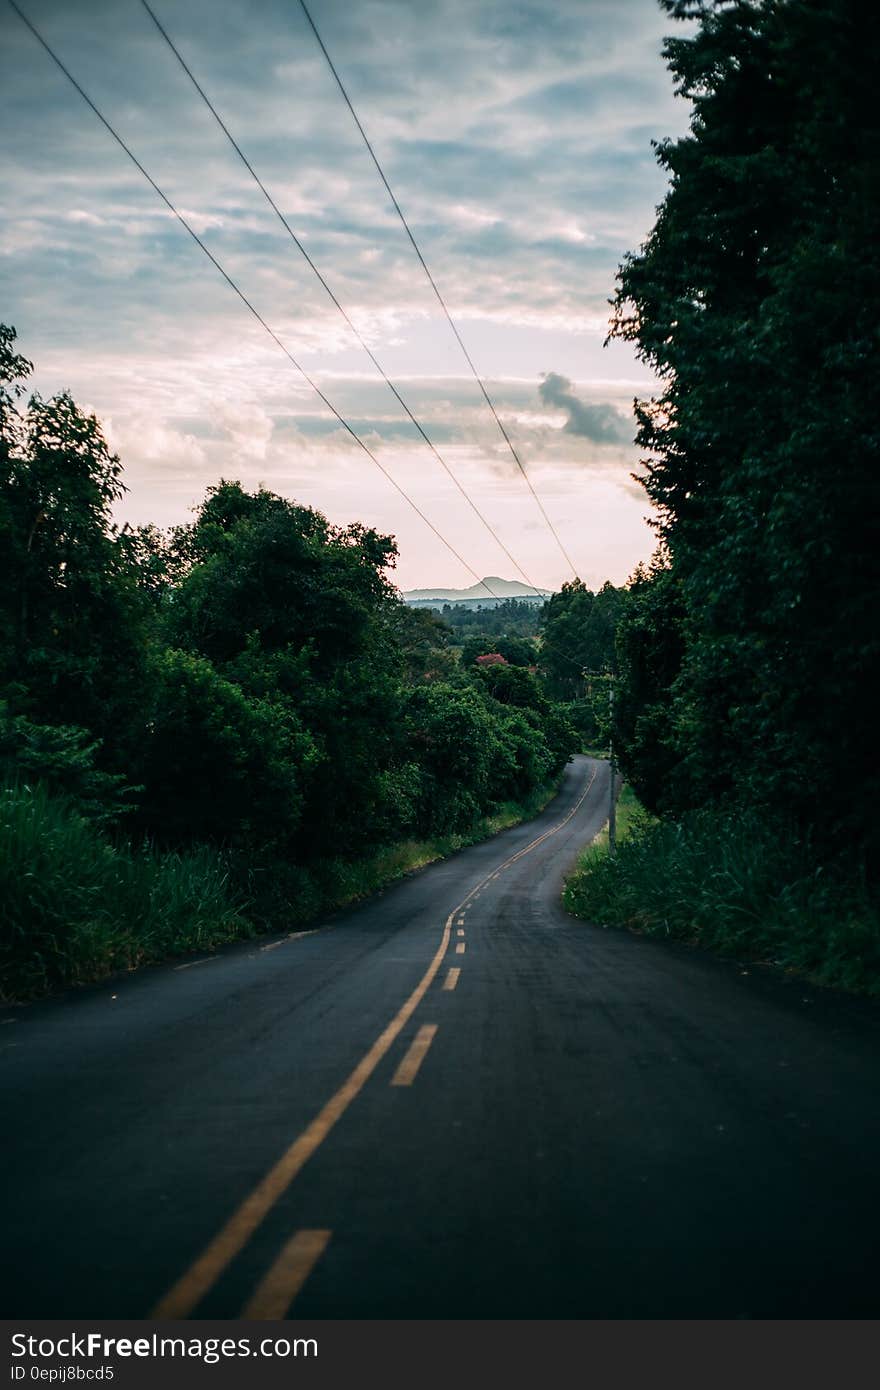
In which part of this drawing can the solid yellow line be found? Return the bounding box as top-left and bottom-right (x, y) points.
(152, 760), (598, 1318)
(455, 942), (466, 955)
(390, 1024), (438, 1087)
(241, 1229), (331, 1320)
(152, 916), (455, 1318)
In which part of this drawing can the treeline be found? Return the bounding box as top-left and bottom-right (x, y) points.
(432, 598), (543, 639)
(0, 327), (573, 998)
(568, 0), (880, 991)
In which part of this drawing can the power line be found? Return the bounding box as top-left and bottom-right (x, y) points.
(296, 0), (580, 582)
(8, 0), (511, 603)
(138, 0), (545, 598)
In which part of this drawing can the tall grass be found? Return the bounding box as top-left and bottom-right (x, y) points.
(564, 803), (880, 995)
(0, 781), (249, 1000)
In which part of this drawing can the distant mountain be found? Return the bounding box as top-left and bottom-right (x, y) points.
(402, 577), (550, 609)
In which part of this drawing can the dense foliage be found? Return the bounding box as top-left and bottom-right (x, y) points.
(430, 597), (543, 639)
(539, 580), (625, 700)
(608, 0), (880, 866)
(0, 327), (574, 996)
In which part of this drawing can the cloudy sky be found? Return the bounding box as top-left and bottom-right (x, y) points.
(1, 0), (691, 592)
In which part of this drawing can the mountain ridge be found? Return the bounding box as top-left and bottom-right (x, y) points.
(402, 577), (550, 605)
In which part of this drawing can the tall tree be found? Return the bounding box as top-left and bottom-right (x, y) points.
(610, 0), (880, 857)
(539, 581), (626, 699)
(0, 326), (150, 773)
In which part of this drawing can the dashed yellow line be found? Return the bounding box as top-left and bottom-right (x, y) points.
(241, 1229), (331, 1320)
(152, 762), (598, 1318)
(391, 1024), (438, 1086)
(455, 942), (466, 955)
(456, 928), (465, 938)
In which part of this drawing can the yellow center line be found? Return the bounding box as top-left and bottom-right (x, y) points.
(152, 762), (598, 1319)
(241, 1229), (331, 1320)
(390, 1024), (438, 1087)
(153, 909), (455, 1318)
(455, 942), (466, 955)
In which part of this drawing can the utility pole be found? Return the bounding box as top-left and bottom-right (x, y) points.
(608, 675), (616, 857)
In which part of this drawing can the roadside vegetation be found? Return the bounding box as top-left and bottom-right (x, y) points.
(565, 0), (880, 995)
(565, 791), (880, 995)
(0, 325), (575, 1001)
(0, 780), (249, 999)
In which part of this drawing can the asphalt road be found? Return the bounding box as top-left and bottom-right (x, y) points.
(2, 754), (879, 1318)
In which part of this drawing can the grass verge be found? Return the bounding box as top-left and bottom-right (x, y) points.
(564, 797), (880, 995)
(586, 781), (652, 854)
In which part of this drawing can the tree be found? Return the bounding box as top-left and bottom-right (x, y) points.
(0, 326), (151, 775)
(609, 0), (880, 858)
(391, 605), (455, 683)
(134, 648), (313, 849)
(612, 558), (686, 815)
(539, 581), (626, 699)
(161, 481), (415, 856)
(164, 480), (397, 671)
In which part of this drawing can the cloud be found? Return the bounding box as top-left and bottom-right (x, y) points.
(1, 0), (685, 588)
(215, 399), (274, 462)
(538, 372), (633, 445)
(101, 411), (207, 482)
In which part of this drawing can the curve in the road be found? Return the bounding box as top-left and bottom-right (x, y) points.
(153, 762), (599, 1317)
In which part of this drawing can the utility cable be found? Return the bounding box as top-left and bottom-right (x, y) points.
(296, 0), (580, 580)
(9, 0), (508, 601)
(138, 0), (546, 599)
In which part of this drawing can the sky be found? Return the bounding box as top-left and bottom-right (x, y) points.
(0, 0), (692, 593)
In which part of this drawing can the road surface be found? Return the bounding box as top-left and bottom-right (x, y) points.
(2, 755), (879, 1317)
